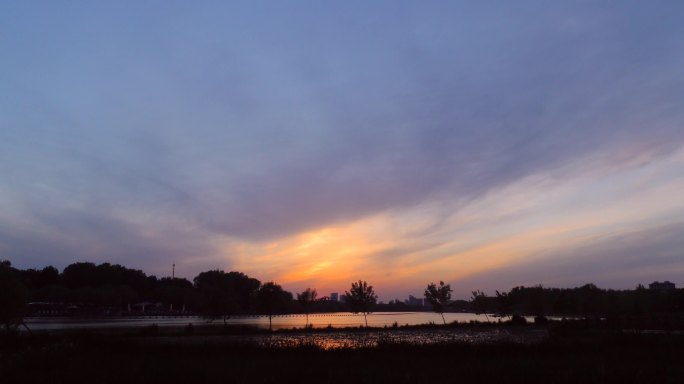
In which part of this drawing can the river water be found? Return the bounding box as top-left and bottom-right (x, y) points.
(24, 312), (552, 348)
(25, 312), (506, 331)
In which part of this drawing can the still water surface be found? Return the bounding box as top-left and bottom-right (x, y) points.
(26, 312), (503, 331)
(25, 312), (551, 348)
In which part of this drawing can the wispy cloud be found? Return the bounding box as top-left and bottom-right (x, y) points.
(0, 2), (683, 297)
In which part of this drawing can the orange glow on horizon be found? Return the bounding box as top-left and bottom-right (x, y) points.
(209, 147), (684, 298)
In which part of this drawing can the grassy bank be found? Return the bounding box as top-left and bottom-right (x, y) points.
(2, 327), (683, 383)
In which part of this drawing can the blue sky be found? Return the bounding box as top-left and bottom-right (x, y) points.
(1, 1), (683, 299)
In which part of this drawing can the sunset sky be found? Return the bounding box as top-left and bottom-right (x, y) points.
(2, 1), (683, 300)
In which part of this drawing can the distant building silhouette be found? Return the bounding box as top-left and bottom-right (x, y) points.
(405, 295), (425, 307)
(330, 292), (339, 302)
(649, 281), (676, 290)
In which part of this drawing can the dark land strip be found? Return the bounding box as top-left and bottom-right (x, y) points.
(2, 324), (683, 384)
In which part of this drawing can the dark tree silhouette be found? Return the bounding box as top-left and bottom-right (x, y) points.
(155, 277), (194, 312)
(256, 282), (292, 331)
(470, 290), (491, 322)
(19, 266), (59, 289)
(0, 261), (28, 331)
(344, 280), (377, 327)
(297, 288), (317, 327)
(59, 262), (155, 310)
(495, 290), (513, 320)
(424, 281), (452, 325)
(62, 262), (99, 289)
(193, 270), (260, 324)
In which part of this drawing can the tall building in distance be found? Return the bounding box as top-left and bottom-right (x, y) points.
(330, 292), (339, 302)
(405, 295), (424, 307)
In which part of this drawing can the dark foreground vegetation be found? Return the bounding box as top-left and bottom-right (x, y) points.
(1, 325), (683, 384)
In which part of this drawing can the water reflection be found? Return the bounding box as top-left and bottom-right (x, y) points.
(225, 312), (499, 330)
(25, 312), (550, 349)
(250, 328), (548, 349)
(24, 312), (566, 333)
(25, 312), (503, 331)
(150, 328), (548, 350)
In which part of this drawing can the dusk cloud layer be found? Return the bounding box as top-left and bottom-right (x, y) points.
(1, 1), (683, 299)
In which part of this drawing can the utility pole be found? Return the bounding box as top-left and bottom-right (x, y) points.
(172, 263), (175, 279)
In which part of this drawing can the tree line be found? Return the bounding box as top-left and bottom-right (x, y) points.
(0, 261), (379, 331)
(2, 260), (683, 331)
(424, 281), (684, 325)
